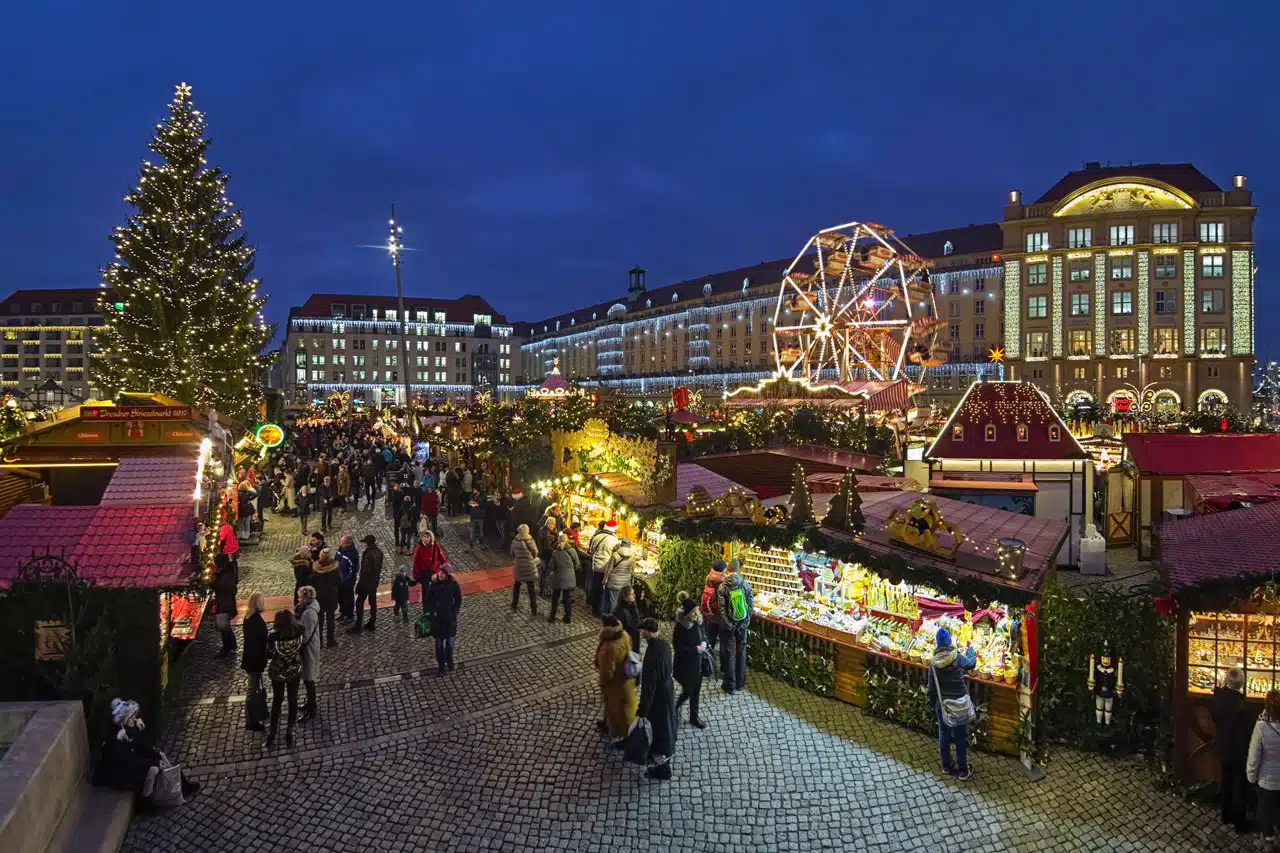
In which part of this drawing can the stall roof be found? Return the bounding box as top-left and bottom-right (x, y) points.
(927, 381), (1087, 461)
(1187, 474), (1280, 514)
(1161, 502), (1280, 591)
(0, 503), (194, 589)
(668, 463), (756, 508)
(1123, 433), (1280, 476)
(806, 473), (921, 494)
(99, 457), (198, 506)
(826, 490), (1068, 596)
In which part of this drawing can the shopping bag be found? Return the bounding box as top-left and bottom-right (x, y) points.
(150, 765), (185, 807)
(414, 612), (434, 639)
(623, 651), (642, 679)
(246, 688), (268, 726)
(623, 717), (651, 765)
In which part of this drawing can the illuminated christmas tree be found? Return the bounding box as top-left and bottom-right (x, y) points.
(93, 82), (271, 424)
(789, 463), (814, 525)
(822, 469), (864, 533)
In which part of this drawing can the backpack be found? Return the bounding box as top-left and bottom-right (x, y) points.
(701, 583), (719, 619)
(267, 636), (302, 682)
(728, 585), (749, 622)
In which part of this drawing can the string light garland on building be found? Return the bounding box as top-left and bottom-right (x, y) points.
(1232, 250), (1253, 355)
(93, 82), (271, 424)
(1050, 256), (1064, 358)
(1182, 249), (1197, 355)
(1003, 260), (1021, 358)
(1137, 250), (1150, 356)
(1093, 253), (1107, 356)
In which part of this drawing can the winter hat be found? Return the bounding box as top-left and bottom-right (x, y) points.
(111, 698), (142, 740)
(680, 597), (698, 616)
(727, 558), (741, 573)
(511, 488), (523, 499)
(397, 564), (410, 576)
(604, 518), (618, 529)
(712, 559), (727, 572)
(935, 627), (953, 648)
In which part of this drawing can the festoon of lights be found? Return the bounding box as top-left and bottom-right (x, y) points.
(532, 472), (643, 527)
(95, 81), (271, 423)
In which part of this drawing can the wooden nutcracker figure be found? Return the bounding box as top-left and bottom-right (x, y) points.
(1088, 641), (1125, 727)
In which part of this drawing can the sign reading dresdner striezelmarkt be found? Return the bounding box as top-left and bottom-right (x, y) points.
(81, 406), (194, 421)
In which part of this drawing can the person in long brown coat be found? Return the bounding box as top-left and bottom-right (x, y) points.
(594, 615), (637, 748)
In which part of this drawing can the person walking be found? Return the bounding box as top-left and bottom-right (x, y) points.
(536, 516), (559, 593)
(595, 614), (637, 750)
(412, 531), (447, 610)
(351, 534), (384, 633)
(241, 592), (269, 732)
(716, 559), (753, 694)
(265, 608), (304, 749)
(599, 537), (636, 618)
(212, 556), (238, 658)
(318, 476), (335, 533)
(672, 595), (708, 729)
(927, 627), (977, 780)
(336, 535), (359, 624)
(423, 565), (462, 677)
(586, 519), (619, 617)
(237, 483), (255, 541)
(468, 493), (487, 548)
(391, 565), (412, 622)
(637, 618), (677, 780)
(362, 456), (377, 509)
(510, 523), (539, 616)
(398, 495), (420, 552)
(282, 470), (296, 515)
(615, 585), (641, 655)
(420, 487), (439, 537)
(297, 485), (312, 534)
(1250, 689), (1280, 848)
(337, 463), (351, 512)
(296, 586), (322, 723)
(310, 548), (341, 648)
(1214, 668), (1252, 832)
(548, 532), (579, 624)
(700, 559), (726, 653)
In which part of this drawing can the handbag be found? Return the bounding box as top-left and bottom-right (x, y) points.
(700, 648), (716, 678)
(623, 650), (642, 679)
(930, 662), (976, 727)
(415, 612), (434, 639)
(623, 717), (651, 765)
(150, 764), (185, 807)
(246, 687), (268, 726)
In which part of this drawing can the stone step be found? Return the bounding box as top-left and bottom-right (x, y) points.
(44, 783), (132, 853)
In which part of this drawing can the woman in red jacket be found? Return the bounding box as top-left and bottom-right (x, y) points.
(412, 530), (447, 590)
(419, 488), (439, 537)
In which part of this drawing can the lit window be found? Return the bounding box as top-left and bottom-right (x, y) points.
(1067, 228), (1092, 249)
(1069, 330), (1091, 356)
(1155, 292), (1178, 314)
(1111, 257), (1134, 280)
(1154, 328), (1177, 355)
(1155, 255), (1177, 278)
(1201, 289), (1225, 313)
(1016, 424), (1029, 442)
(1152, 223), (1178, 244)
(1069, 259), (1091, 282)
(1110, 291), (1133, 315)
(1110, 328), (1135, 355)
(984, 424), (997, 442)
(1070, 293), (1090, 316)
(1072, 367), (1086, 380)
(1027, 262), (1048, 285)
(1200, 327), (1226, 354)
(1025, 232), (1050, 252)
(1201, 255), (1224, 278)
(1026, 331), (1048, 358)
(1200, 222), (1224, 243)
(1109, 225), (1134, 246)
(1028, 296), (1047, 319)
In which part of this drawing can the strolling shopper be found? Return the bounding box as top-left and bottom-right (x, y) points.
(637, 617), (677, 780)
(468, 493), (487, 548)
(600, 536), (636, 617)
(266, 608), (304, 748)
(927, 627), (977, 780)
(1249, 689), (1280, 847)
(672, 595), (708, 729)
(310, 548), (341, 648)
(296, 585), (321, 723)
(537, 515), (559, 593)
(595, 614), (637, 749)
(336, 535), (359, 623)
(615, 585), (641, 655)
(510, 523), (539, 616)
(241, 592), (269, 732)
(391, 564), (412, 622)
(296, 484), (312, 533)
(586, 519), (619, 617)
(398, 494), (420, 551)
(420, 486), (439, 536)
(212, 556), (238, 658)
(351, 534), (384, 633)
(716, 559), (753, 693)
(412, 531), (447, 610)
(423, 565), (462, 677)
(700, 558), (726, 653)
(1213, 667), (1251, 832)
(549, 532), (579, 624)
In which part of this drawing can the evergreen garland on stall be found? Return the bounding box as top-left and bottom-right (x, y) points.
(93, 82), (272, 425)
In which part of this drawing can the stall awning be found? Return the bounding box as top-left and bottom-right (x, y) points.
(1187, 474), (1280, 514)
(1123, 433), (1280, 476)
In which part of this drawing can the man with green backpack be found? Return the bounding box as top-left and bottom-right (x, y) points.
(715, 559), (754, 694)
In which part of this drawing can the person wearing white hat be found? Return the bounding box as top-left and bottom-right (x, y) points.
(587, 519), (620, 617)
(94, 697), (199, 807)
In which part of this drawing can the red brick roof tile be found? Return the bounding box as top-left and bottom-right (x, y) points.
(1160, 503), (1280, 591)
(927, 381), (1087, 461)
(100, 457), (198, 506)
(1123, 433), (1280, 476)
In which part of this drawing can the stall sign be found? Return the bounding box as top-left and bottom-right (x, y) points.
(165, 428), (199, 440)
(71, 429), (106, 441)
(255, 423), (286, 448)
(82, 405), (193, 421)
(34, 620), (70, 660)
(379, 388), (397, 406)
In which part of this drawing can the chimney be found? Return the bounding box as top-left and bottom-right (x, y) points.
(627, 267), (647, 304)
(1004, 189), (1023, 220)
(1227, 173), (1252, 206)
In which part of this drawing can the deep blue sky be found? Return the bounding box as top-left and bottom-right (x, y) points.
(1, 2), (1275, 355)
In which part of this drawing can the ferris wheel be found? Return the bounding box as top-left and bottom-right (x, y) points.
(772, 220), (946, 385)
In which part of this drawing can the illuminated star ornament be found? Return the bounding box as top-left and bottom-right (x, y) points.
(987, 345), (1007, 364)
(175, 81), (193, 100)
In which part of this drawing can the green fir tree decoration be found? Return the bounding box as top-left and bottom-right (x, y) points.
(789, 463), (814, 525)
(93, 82), (271, 425)
(822, 469), (864, 533)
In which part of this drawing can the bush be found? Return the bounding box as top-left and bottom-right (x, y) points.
(653, 537), (720, 615)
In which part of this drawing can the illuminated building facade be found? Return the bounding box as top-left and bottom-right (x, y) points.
(0, 288), (107, 406)
(1000, 163), (1256, 414)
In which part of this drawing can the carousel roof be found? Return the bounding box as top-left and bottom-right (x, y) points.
(527, 359), (581, 398)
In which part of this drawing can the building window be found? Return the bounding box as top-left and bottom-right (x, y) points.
(1110, 225), (1134, 246)
(1200, 327), (1226, 354)
(1152, 223), (1179, 244)
(975, 278), (986, 292)
(1069, 258), (1091, 282)
(1027, 296), (1047, 319)
(1155, 254), (1177, 278)
(1072, 366), (1087, 380)
(948, 281), (960, 295)
(1026, 331), (1048, 358)
(1025, 231), (1050, 252)
(1069, 329), (1091, 356)
(973, 322), (985, 340)
(1206, 365), (1220, 379)
(1110, 291), (1133, 315)
(1070, 293), (1090, 317)
(1115, 366), (1130, 380)
(1016, 423), (1029, 442)
(1159, 366), (1173, 379)
(1154, 327), (1178, 355)
(952, 425), (964, 441)
(1027, 262), (1048, 286)
(1111, 257), (1134, 280)
(973, 300), (984, 315)
(1067, 227), (1092, 249)
(1200, 222), (1224, 243)
(984, 424), (997, 442)
(1030, 369), (1043, 380)
(949, 324), (960, 340)
(1155, 291), (1178, 314)
(948, 301), (959, 317)
(1110, 328), (1135, 355)
(1201, 255), (1224, 278)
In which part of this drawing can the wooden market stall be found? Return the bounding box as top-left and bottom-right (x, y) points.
(711, 491), (1066, 756)
(1161, 502), (1280, 783)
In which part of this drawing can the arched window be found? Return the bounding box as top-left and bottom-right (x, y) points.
(703, 283), (713, 297)
(952, 424), (964, 441)
(1016, 423), (1029, 442)
(1048, 424), (1061, 442)
(984, 424), (997, 442)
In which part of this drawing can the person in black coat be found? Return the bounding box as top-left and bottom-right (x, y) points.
(212, 560), (238, 658)
(615, 585), (641, 653)
(637, 617), (677, 780)
(240, 592), (269, 732)
(1212, 667), (1252, 832)
(423, 567), (462, 677)
(671, 596), (708, 729)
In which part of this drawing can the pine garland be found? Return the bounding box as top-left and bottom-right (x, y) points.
(93, 82), (272, 425)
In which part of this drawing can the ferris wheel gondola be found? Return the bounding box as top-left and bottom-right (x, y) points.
(772, 220), (943, 385)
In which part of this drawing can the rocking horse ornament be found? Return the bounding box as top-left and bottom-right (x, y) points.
(886, 498), (965, 559)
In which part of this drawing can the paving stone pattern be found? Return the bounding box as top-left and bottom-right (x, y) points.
(127, 507), (1250, 852)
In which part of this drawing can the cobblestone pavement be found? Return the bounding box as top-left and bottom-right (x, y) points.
(128, 512), (1248, 853)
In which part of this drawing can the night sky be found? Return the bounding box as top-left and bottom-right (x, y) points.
(1, 2), (1275, 356)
